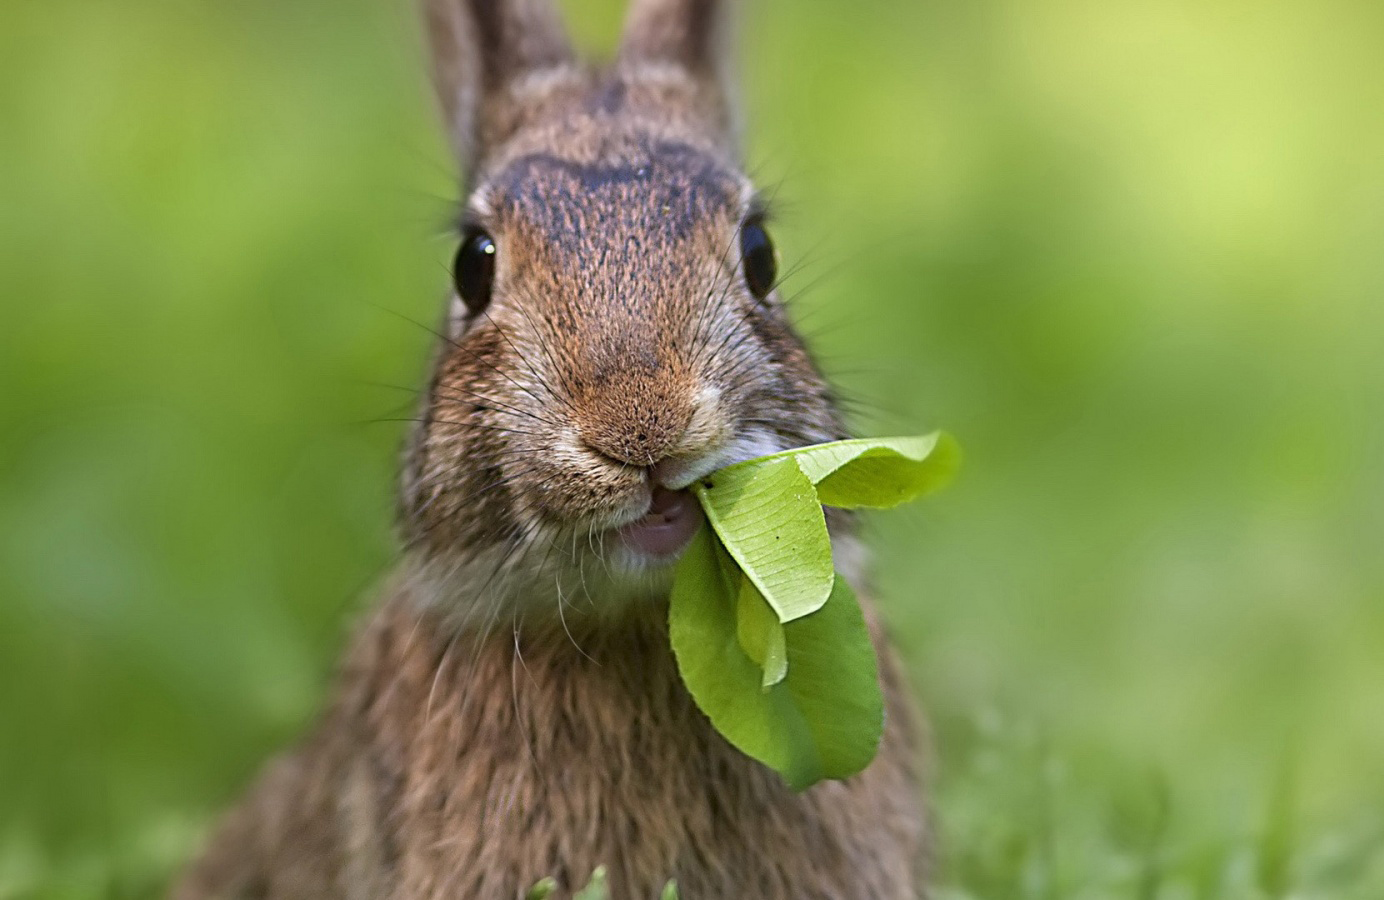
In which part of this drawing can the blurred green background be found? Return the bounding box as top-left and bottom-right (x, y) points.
(3, 0), (1382, 896)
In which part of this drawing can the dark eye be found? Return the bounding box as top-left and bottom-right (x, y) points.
(453, 230), (496, 315)
(740, 219), (777, 300)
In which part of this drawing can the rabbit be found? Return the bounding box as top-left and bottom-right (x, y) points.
(171, 0), (931, 897)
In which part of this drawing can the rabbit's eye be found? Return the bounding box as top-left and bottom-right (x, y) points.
(740, 220), (777, 301)
(453, 230), (496, 314)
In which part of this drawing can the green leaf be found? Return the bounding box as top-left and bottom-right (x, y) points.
(693, 455), (834, 622)
(777, 575), (883, 784)
(533, 871), (675, 899)
(670, 432), (957, 788)
(740, 432), (961, 509)
(526, 878), (558, 900)
(670, 529), (884, 790)
(735, 573), (788, 689)
(573, 866), (611, 900)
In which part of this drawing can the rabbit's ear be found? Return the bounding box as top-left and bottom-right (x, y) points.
(423, 0), (574, 170)
(619, 0), (738, 142)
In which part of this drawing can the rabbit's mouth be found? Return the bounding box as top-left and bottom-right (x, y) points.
(614, 487), (703, 561)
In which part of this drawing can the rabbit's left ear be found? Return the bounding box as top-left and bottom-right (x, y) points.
(423, 0), (574, 173)
(619, 0), (739, 147)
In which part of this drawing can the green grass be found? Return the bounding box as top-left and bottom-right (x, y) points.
(3, 0), (1383, 896)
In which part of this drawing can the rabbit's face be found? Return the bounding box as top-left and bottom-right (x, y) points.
(403, 1), (844, 618)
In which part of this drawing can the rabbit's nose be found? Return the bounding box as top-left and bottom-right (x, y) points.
(581, 412), (688, 469)
(579, 382), (731, 487)
(577, 390), (694, 470)
(573, 356), (726, 472)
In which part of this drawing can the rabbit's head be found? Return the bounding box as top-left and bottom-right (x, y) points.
(403, 0), (847, 620)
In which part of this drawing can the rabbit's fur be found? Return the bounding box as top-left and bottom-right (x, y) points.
(172, 1), (930, 897)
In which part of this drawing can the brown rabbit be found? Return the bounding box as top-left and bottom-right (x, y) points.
(171, 1), (930, 897)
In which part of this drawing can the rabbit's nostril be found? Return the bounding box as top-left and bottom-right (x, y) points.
(579, 417), (684, 469)
(574, 381), (724, 475)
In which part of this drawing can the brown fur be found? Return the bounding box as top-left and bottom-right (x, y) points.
(173, 590), (924, 899)
(173, 1), (931, 897)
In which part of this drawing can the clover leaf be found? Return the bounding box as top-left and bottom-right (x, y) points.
(669, 433), (958, 789)
(693, 455), (833, 623)
(734, 432), (962, 510)
(670, 530), (883, 789)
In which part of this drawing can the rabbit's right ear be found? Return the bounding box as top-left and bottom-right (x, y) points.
(423, 0), (574, 172)
(619, 0), (738, 147)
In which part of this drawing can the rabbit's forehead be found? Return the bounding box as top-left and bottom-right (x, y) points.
(481, 137), (749, 251)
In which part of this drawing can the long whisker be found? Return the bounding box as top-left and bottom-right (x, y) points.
(367, 295), (566, 429)
(689, 225), (749, 369)
(554, 569), (595, 662)
(482, 306), (582, 422)
(366, 417), (541, 441)
(431, 380), (564, 429)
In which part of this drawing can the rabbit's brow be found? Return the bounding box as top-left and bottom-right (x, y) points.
(451, 138), (745, 232)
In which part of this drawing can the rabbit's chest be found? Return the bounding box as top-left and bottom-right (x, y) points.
(339, 604), (920, 899)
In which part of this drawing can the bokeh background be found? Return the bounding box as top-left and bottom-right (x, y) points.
(3, 0), (1382, 896)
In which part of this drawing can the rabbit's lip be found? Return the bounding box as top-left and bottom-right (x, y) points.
(615, 488), (703, 560)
